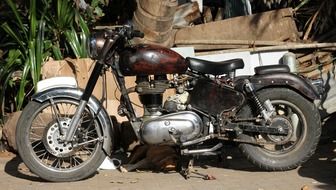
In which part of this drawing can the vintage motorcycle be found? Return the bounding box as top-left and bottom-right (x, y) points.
(16, 26), (321, 182)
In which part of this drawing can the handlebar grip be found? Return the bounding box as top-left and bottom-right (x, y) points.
(132, 30), (145, 38)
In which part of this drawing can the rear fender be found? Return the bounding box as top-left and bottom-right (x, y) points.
(32, 87), (114, 156)
(235, 73), (319, 101)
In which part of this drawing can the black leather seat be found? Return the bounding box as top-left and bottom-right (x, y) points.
(254, 65), (290, 75)
(186, 57), (244, 75)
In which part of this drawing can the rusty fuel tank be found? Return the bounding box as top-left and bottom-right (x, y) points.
(118, 44), (188, 76)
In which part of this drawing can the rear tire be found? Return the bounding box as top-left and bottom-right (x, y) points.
(238, 88), (321, 171)
(16, 99), (106, 182)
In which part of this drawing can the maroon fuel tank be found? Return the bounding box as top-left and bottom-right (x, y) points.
(118, 44), (188, 76)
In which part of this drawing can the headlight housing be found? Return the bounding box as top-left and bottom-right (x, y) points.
(89, 30), (107, 59)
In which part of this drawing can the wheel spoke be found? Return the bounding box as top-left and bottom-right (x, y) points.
(82, 145), (95, 153)
(30, 132), (42, 139)
(64, 103), (71, 118)
(73, 156), (82, 166)
(35, 149), (47, 158)
(32, 140), (43, 149)
(37, 113), (47, 125)
(31, 122), (47, 129)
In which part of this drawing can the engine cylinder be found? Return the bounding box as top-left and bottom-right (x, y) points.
(136, 75), (170, 115)
(140, 94), (163, 114)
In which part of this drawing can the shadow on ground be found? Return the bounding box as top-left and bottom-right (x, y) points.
(298, 114), (336, 190)
(4, 155), (45, 182)
(4, 155), (99, 182)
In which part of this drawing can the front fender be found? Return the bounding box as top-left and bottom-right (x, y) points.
(235, 73), (319, 101)
(32, 87), (114, 156)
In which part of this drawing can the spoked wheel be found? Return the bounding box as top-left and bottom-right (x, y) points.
(16, 98), (106, 182)
(238, 88), (321, 171)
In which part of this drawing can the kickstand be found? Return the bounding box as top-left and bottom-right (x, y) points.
(180, 157), (216, 180)
(180, 157), (194, 179)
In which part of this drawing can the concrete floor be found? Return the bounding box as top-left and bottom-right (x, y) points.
(1, 116), (336, 190)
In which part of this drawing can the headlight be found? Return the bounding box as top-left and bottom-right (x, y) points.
(89, 31), (107, 59)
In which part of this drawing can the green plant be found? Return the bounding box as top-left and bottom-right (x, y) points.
(64, 13), (90, 58)
(0, 50), (22, 117)
(1, 0), (50, 110)
(0, 0), (107, 122)
(47, 0), (92, 58)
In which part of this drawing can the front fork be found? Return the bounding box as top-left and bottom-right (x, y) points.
(62, 35), (119, 143)
(63, 62), (104, 142)
(244, 79), (275, 123)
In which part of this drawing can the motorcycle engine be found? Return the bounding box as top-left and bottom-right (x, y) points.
(136, 75), (203, 144)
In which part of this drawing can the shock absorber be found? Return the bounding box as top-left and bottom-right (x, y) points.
(244, 79), (273, 123)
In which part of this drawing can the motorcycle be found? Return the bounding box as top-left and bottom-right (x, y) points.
(16, 26), (321, 182)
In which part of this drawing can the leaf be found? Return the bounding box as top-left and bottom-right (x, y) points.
(4, 0), (28, 41)
(36, 20), (46, 83)
(94, 7), (104, 17)
(1, 22), (25, 51)
(80, 32), (88, 57)
(4, 49), (22, 72)
(57, 0), (62, 23)
(57, 0), (75, 30)
(0, 50), (22, 114)
(28, 40), (37, 89)
(295, 0), (312, 11)
(29, 0), (37, 40)
(0, 70), (15, 115)
(65, 27), (83, 58)
(78, 14), (90, 37)
(78, 14), (90, 57)
(16, 61), (30, 110)
(91, 0), (100, 7)
(52, 45), (63, 60)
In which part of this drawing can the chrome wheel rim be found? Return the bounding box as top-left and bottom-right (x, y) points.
(29, 99), (101, 171)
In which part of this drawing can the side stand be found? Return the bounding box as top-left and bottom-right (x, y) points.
(180, 157), (194, 179)
(179, 156), (216, 180)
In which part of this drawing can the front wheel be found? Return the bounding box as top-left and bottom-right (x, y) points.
(238, 88), (321, 171)
(16, 98), (106, 182)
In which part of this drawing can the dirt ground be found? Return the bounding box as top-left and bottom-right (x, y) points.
(1, 115), (336, 190)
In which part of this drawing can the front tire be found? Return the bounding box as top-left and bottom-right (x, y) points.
(16, 99), (106, 182)
(238, 88), (321, 171)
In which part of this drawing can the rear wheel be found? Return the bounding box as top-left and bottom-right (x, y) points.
(16, 98), (106, 182)
(238, 88), (321, 171)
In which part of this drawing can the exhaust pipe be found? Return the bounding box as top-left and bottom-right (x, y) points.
(181, 143), (223, 155)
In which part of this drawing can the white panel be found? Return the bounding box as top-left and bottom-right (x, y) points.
(171, 47), (195, 58)
(37, 77), (77, 92)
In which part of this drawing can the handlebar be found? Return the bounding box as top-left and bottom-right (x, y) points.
(113, 25), (144, 40)
(131, 30), (145, 38)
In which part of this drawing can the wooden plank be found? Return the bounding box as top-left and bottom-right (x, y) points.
(175, 8), (300, 48)
(195, 42), (336, 56)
